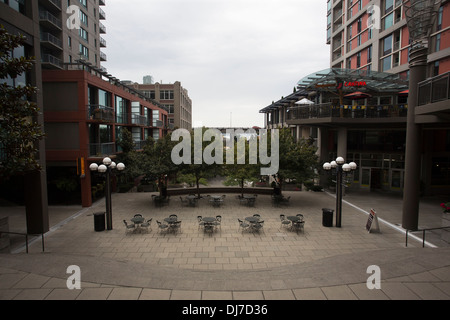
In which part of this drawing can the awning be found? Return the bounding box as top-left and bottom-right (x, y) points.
(344, 91), (372, 99)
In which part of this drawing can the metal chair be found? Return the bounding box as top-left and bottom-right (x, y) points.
(140, 218), (152, 232)
(280, 214), (291, 229)
(180, 196), (189, 207)
(238, 219), (250, 232)
(123, 220), (135, 234)
(156, 220), (169, 234)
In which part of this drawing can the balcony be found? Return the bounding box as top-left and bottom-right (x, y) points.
(40, 32), (63, 51)
(131, 113), (147, 126)
(39, 10), (62, 30)
(87, 105), (115, 123)
(99, 22), (107, 34)
(41, 54), (63, 69)
(39, 0), (62, 11)
(89, 142), (116, 157)
(99, 0), (106, 5)
(99, 36), (107, 48)
(418, 72), (450, 106)
(286, 103), (407, 125)
(100, 51), (107, 61)
(99, 7), (106, 20)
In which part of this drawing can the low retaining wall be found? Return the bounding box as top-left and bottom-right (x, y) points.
(166, 187), (274, 196)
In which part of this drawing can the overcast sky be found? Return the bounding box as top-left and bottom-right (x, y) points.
(103, 0), (330, 128)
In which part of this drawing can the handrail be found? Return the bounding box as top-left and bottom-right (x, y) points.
(0, 231), (45, 253)
(405, 226), (450, 248)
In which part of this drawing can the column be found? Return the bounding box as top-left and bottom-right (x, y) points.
(337, 127), (348, 158)
(402, 47), (428, 231)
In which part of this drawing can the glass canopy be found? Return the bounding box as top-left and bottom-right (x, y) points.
(297, 68), (408, 92)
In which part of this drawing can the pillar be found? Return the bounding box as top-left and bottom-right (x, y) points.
(337, 127), (348, 159)
(402, 46), (428, 231)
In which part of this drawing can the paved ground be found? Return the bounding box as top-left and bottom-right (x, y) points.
(1, 187), (450, 301)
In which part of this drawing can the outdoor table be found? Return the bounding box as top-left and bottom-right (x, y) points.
(186, 195), (198, 206)
(245, 216), (259, 224)
(164, 217), (180, 233)
(202, 217), (217, 234)
(209, 195), (224, 207)
(131, 216), (145, 232)
(287, 216), (304, 233)
(243, 195), (256, 206)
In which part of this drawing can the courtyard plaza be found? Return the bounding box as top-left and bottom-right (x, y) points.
(0, 186), (450, 300)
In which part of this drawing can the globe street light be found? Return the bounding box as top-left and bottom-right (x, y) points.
(89, 157), (125, 230)
(323, 157), (357, 227)
(402, 0), (442, 231)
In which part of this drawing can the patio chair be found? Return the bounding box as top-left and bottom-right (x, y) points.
(280, 214), (291, 229)
(169, 214), (178, 220)
(140, 218), (152, 232)
(238, 219), (250, 232)
(197, 216), (204, 230)
(171, 220), (182, 234)
(254, 220), (264, 233)
(296, 214), (304, 221)
(293, 220), (305, 233)
(123, 220), (135, 234)
(180, 196), (189, 207)
(214, 215), (222, 230)
(253, 214), (261, 218)
(156, 220), (169, 234)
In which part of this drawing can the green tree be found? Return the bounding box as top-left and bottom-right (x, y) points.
(0, 26), (45, 179)
(273, 127), (318, 194)
(115, 128), (141, 191)
(223, 134), (261, 197)
(175, 127), (222, 198)
(142, 133), (179, 197)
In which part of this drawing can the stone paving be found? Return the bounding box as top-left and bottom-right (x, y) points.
(1, 189), (450, 300)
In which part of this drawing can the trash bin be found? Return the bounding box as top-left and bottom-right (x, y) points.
(94, 212), (106, 232)
(322, 208), (334, 227)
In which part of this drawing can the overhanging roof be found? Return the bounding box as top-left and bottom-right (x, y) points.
(297, 68), (408, 92)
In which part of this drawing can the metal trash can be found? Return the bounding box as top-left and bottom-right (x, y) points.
(322, 208), (334, 227)
(94, 212), (106, 232)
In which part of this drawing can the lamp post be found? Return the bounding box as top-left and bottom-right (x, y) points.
(89, 157), (125, 230)
(402, 0), (442, 231)
(323, 157), (357, 227)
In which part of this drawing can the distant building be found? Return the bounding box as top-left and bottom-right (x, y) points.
(143, 75), (154, 84)
(132, 81), (192, 130)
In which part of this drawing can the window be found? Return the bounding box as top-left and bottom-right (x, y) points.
(435, 33), (441, 52)
(78, 0), (87, 8)
(160, 90), (174, 100)
(79, 44), (89, 58)
(79, 10), (88, 26)
(357, 52), (361, 68)
(79, 27), (88, 42)
(382, 56), (391, 71)
(115, 96), (128, 124)
(384, 0), (394, 14)
(1, 0), (26, 14)
(384, 13), (394, 30)
(367, 45), (372, 63)
(383, 35), (392, 56)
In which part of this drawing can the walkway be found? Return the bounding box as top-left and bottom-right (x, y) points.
(1, 189), (450, 300)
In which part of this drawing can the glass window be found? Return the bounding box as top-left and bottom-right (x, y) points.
(115, 96), (128, 124)
(384, 13), (394, 30)
(385, 0), (394, 14)
(383, 35), (392, 55)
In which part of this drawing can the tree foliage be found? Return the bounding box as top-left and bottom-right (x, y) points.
(0, 26), (45, 179)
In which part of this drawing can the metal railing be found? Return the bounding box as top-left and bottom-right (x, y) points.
(405, 226), (450, 248)
(87, 105), (115, 122)
(0, 231), (45, 253)
(418, 71), (450, 106)
(89, 142), (116, 157)
(287, 103), (408, 121)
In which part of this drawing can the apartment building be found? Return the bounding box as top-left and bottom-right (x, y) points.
(43, 61), (169, 207)
(0, 0), (50, 234)
(132, 81), (193, 131)
(328, 0), (450, 77)
(260, 0), (450, 195)
(39, 0), (107, 70)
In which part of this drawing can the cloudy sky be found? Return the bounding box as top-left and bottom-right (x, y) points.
(103, 0), (330, 128)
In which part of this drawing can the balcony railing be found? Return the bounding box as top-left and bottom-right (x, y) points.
(99, 7), (106, 19)
(99, 22), (106, 34)
(39, 10), (62, 30)
(89, 142), (116, 157)
(131, 113), (147, 126)
(87, 105), (115, 122)
(287, 103), (408, 121)
(41, 54), (63, 69)
(40, 32), (63, 49)
(418, 72), (450, 106)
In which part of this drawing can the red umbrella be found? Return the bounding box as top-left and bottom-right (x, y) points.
(399, 90), (409, 95)
(344, 91), (372, 99)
